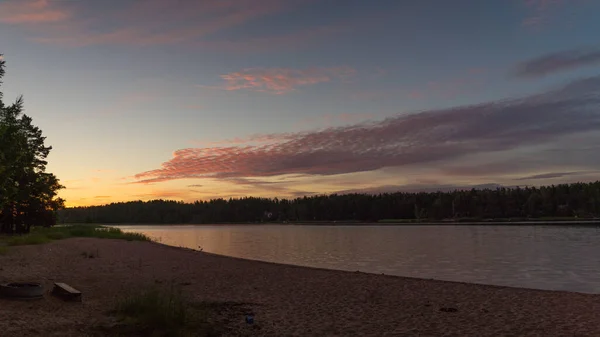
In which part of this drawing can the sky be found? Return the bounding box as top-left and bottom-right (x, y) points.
(1, 0), (600, 207)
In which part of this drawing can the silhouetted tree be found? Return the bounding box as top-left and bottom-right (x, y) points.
(0, 54), (65, 234)
(58, 182), (600, 224)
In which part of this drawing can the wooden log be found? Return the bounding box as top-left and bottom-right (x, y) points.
(52, 282), (82, 302)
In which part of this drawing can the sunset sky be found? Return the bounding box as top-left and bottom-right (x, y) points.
(1, 0), (600, 207)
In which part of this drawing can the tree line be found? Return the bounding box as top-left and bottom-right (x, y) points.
(59, 181), (600, 224)
(0, 55), (64, 234)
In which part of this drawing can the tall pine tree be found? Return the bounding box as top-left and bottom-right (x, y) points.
(0, 54), (65, 234)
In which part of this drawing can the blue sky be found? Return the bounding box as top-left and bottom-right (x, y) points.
(1, 0), (600, 206)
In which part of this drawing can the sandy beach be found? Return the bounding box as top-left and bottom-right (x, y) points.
(1, 238), (599, 336)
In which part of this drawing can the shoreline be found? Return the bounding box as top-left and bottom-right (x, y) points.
(1, 238), (599, 336)
(153, 240), (596, 295)
(94, 219), (600, 227)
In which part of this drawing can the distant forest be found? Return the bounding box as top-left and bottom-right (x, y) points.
(57, 181), (600, 224)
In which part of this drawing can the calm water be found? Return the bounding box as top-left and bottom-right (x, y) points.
(116, 224), (600, 294)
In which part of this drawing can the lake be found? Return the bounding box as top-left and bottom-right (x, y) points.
(116, 224), (600, 294)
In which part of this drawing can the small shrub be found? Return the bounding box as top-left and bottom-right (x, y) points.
(121, 232), (150, 242)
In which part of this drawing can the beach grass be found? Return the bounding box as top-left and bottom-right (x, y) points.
(5, 225), (150, 246)
(113, 285), (221, 337)
(6, 234), (52, 246)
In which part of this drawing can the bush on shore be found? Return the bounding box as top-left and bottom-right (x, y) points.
(3, 225), (150, 246)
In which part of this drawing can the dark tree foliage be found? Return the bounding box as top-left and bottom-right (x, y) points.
(0, 55), (65, 234)
(59, 182), (600, 224)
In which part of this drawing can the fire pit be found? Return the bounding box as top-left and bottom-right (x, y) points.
(0, 282), (44, 300)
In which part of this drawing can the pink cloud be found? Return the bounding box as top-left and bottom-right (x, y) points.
(0, 0), (401, 55)
(2, 0), (314, 48)
(0, 0), (70, 24)
(213, 67), (356, 94)
(1, 0), (395, 53)
(134, 75), (600, 184)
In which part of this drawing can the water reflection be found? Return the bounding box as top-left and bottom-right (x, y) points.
(116, 225), (600, 293)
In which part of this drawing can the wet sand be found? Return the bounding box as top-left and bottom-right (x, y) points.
(1, 238), (599, 336)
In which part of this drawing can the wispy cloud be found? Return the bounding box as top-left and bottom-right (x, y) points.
(439, 155), (599, 178)
(0, 0), (400, 53)
(521, 0), (572, 28)
(1, 0), (314, 47)
(515, 47), (600, 78)
(337, 183), (505, 195)
(191, 133), (297, 147)
(133, 190), (196, 199)
(209, 67), (356, 94)
(223, 177), (314, 197)
(514, 171), (594, 181)
(0, 0), (71, 24)
(192, 22), (353, 53)
(134, 75), (600, 184)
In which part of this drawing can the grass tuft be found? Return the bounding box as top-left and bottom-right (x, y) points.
(7, 234), (52, 246)
(0, 246), (8, 255)
(113, 286), (220, 337)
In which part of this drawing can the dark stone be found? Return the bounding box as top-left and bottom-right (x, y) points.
(439, 307), (458, 313)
